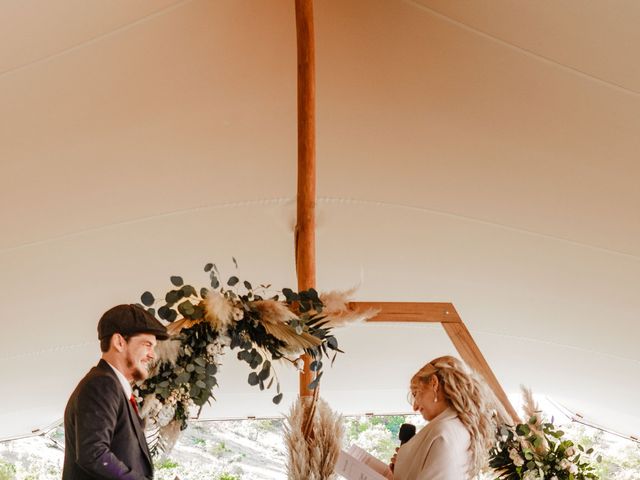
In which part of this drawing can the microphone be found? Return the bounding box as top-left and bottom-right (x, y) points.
(398, 423), (416, 445)
(391, 423), (417, 473)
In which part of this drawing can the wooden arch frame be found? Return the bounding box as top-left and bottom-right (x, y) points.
(350, 302), (520, 424)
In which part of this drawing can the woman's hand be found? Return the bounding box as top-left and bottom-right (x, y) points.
(389, 447), (400, 472)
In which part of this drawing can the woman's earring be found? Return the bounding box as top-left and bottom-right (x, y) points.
(433, 390), (438, 403)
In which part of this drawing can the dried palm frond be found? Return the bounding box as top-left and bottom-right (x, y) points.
(252, 299), (297, 324)
(263, 323), (322, 352)
(166, 317), (201, 336)
(204, 290), (234, 331)
(145, 418), (182, 458)
(320, 288), (379, 328)
(158, 419), (182, 454)
(251, 299), (322, 352)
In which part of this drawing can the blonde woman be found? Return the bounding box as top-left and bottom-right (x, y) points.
(391, 356), (499, 480)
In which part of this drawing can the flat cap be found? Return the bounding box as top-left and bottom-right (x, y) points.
(98, 304), (169, 340)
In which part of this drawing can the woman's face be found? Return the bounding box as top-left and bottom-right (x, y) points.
(410, 379), (439, 421)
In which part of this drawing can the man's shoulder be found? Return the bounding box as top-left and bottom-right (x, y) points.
(76, 362), (120, 394)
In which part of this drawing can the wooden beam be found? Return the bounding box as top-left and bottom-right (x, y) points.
(294, 0), (316, 399)
(354, 301), (519, 424)
(350, 302), (462, 323)
(442, 322), (520, 424)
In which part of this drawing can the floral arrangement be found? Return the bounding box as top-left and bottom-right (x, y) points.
(133, 261), (375, 455)
(489, 387), (600, 480)
(284, 394), (344, 480)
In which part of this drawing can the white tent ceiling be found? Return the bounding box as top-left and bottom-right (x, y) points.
(1, 0), (639, 442)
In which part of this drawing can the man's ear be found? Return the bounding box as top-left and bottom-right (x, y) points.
(110, 333), (126, 352)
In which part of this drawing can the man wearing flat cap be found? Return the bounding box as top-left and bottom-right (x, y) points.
(63, 304), (168, 480)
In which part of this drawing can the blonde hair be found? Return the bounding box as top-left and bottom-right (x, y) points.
(411, 355), (498, 478)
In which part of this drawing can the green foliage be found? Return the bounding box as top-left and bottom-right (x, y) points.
(135, 261), (345, 458)
(490, 416), (600, 479)
(156, 458), (180, 469)
(217, 473), (240, 480)
(0, 461), (16, 480)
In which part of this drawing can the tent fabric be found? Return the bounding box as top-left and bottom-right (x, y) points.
(1, 0), (639, 442)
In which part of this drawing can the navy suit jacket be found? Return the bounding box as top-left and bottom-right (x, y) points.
(63, 359), (153, 479)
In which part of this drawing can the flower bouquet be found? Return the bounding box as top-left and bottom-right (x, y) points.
(489, 388), (600, 480)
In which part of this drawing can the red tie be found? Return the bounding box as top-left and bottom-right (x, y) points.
(129, 395), (139, 416)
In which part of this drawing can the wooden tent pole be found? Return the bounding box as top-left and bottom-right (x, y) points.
(294, 0), (316, 398)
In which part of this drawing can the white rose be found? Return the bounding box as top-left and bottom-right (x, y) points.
(522, 471), (538, 480)
(559, 459), (571, 470)
(565, 446), (576, 457)
(568, 463), (578, 474)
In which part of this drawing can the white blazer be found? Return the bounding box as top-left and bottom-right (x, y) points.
(393, 407), (470, 480)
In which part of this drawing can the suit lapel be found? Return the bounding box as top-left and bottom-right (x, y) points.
(99, 361), (153, 469)
(125, 392), (153, 468)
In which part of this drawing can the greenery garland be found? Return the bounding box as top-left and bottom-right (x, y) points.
(133, 261), (343, 455)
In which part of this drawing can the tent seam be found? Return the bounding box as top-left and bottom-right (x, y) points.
(403, 0), (640, 98)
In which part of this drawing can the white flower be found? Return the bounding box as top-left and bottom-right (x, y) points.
(206, 343), (218, 356)
(509, 448), (524, 467)
(157, 404), (176, 427)
(550, 476), (558, 480)
(294, 358), (305, 372)
(232, 307), (244, 320)
(565, 446), (576, 457)
(559, 458), (578, 472)
(139, 395), (162, 419)
(522, 471), (539, 480)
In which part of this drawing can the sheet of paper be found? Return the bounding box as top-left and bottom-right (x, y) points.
(335, 446), (393, 480)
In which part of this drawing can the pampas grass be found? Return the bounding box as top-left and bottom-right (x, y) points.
(285, 396), (344, 480)
(521, 385), (548, 453)
(204, 290), (234, 331)
(154, 338), (182, 365)
(320, 288), (379, 327)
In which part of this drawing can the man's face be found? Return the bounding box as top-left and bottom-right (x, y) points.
(123, 333), (157, 382)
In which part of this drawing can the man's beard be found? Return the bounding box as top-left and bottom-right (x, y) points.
(126, 357), (148, 382)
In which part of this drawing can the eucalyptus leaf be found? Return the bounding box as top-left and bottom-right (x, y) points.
(165, 290), (180, 305)
(158, 306), (171, 320)
(227, 276), (239, 286)
(248, 372), (259, 386)
(178, 301), (195, 317)
(272, 393), (283, 405)
(170, 276), (184, 287)
(327, 336), (339, 350)
(181, 285), (197, 298)
(141, 291), (155, 307)
(204, 263), (213, 272)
